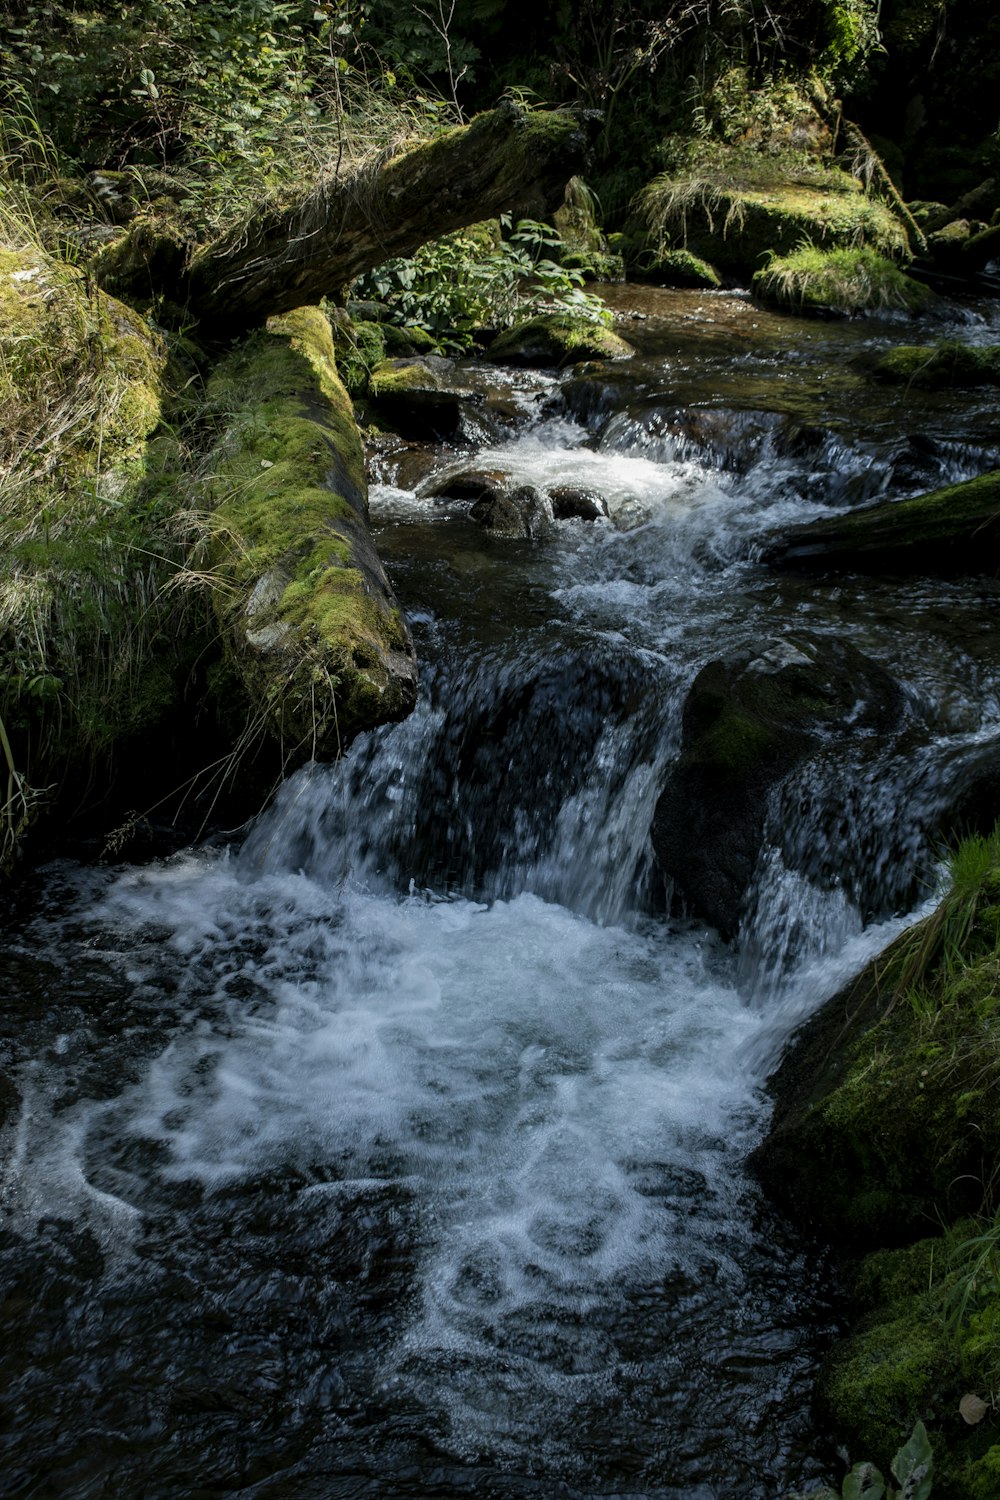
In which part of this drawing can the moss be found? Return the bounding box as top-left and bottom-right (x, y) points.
(757, 827), (1000, 1491)
(963, 1446), (1000, 1500)
(203, 306), (415, 759)
(875, 343), (1000, 389)
(752, 246), (928, 316)
(650, 249), (721, 288)
(822, 1297), (953, 1466)
(485, 313), (633, 367)
(0, 244), (201, 869)
(328, 315), (387, 398)
(379, 322), (437, 355)
(635, 141), (911, 281)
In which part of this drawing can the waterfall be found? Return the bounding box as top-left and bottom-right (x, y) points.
(4, 284), (1000, 1498)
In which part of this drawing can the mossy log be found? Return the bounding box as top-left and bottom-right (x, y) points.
(102, 103), (588, 336)
(765, 471), (1000, 575)
(203, 306), (417, 760)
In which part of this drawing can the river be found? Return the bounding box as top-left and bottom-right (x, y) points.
(2, 285), (1000, 1497)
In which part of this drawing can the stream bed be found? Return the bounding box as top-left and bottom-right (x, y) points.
(3, 285), (1000, 1498)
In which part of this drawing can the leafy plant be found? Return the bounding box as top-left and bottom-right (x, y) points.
(786, 1421), (933, 1500)
(356, 216), (611, 353)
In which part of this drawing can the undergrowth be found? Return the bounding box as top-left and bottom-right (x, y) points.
(356, 215), (611, 354)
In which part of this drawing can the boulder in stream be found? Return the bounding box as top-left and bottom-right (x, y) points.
(470, 485), (554, 538)
(548, 485), (610, 521)
(652, 634), (905, 938)
(486, 312), (634, 368)
(765, 470), (1000, 575)
(369, 356), (500, 443)
(874, 341), (1000, 388)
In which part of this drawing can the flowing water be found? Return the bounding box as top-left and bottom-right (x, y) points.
(3, 287), (1000, 1498)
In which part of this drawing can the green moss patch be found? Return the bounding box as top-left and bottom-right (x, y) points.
(757, 824), (1000, 1493)
(203, 305), (416, 759)
(876, 343), (1000, 388)
(0, 244), (197, 870)
(752, 245), (928, 316)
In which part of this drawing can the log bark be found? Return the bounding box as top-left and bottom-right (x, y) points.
(172, 102), (588, 335)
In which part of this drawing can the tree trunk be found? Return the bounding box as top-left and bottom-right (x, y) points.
(152, 103), (587, 335)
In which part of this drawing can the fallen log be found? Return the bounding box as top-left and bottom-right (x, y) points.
(97, 102), (589, 335)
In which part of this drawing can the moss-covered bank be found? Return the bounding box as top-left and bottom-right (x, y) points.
(203, 306), (417, 760)
(755, 826), (1000, 1495)
(0, 242), (197, 871)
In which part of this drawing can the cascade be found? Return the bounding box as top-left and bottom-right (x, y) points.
(3, 287), (1000, 1498)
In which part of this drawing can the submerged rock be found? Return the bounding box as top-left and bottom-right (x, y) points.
(875, 342), (1000, 388)
(652, 635), (905, 938)
(766, 470), (1000, 575)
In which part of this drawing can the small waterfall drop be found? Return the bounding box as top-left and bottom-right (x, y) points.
(4, 285), (1000, 1499)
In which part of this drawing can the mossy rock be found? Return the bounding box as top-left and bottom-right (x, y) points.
(754, 827), (1000, 1490)
(766, 470), (1000, 576)
(819, 1225), (1000, 1494)
(651, 634), (905, 938)
(552, 178), (622, 280)
(485, 313), (633, 368)
(368, 356), (495, 441)
(203, 306), (417, 760)
(379, 323), (437, 356)
(649, 249), (721, 289)
(636, 148), (911, 281)
(754, 826), (1000, 1242)
(875, 343), (1000, 389)
(752, 246), (928, 317)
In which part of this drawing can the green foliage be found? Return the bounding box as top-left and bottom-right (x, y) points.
(821, 0), (883, 78)
(786, 1423), (933, 1500)
(357, 216), (611, 354)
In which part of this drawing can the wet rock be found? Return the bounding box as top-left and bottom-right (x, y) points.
(548, 485), (610, 521)
(364, 434), (440, 492)
(765, 470), (1000, 576)
(369, 357), (499, 442)
(652, 635), (905, 938)
(470, 485), (554, 538)
(425, 468), (509, 503)
(0, 1070), (20, 1130)
(555, 371), (647, 427)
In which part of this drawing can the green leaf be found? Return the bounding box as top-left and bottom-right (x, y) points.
(890, 1421), (933, 1500)
(843, 1461), (886, 1500)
